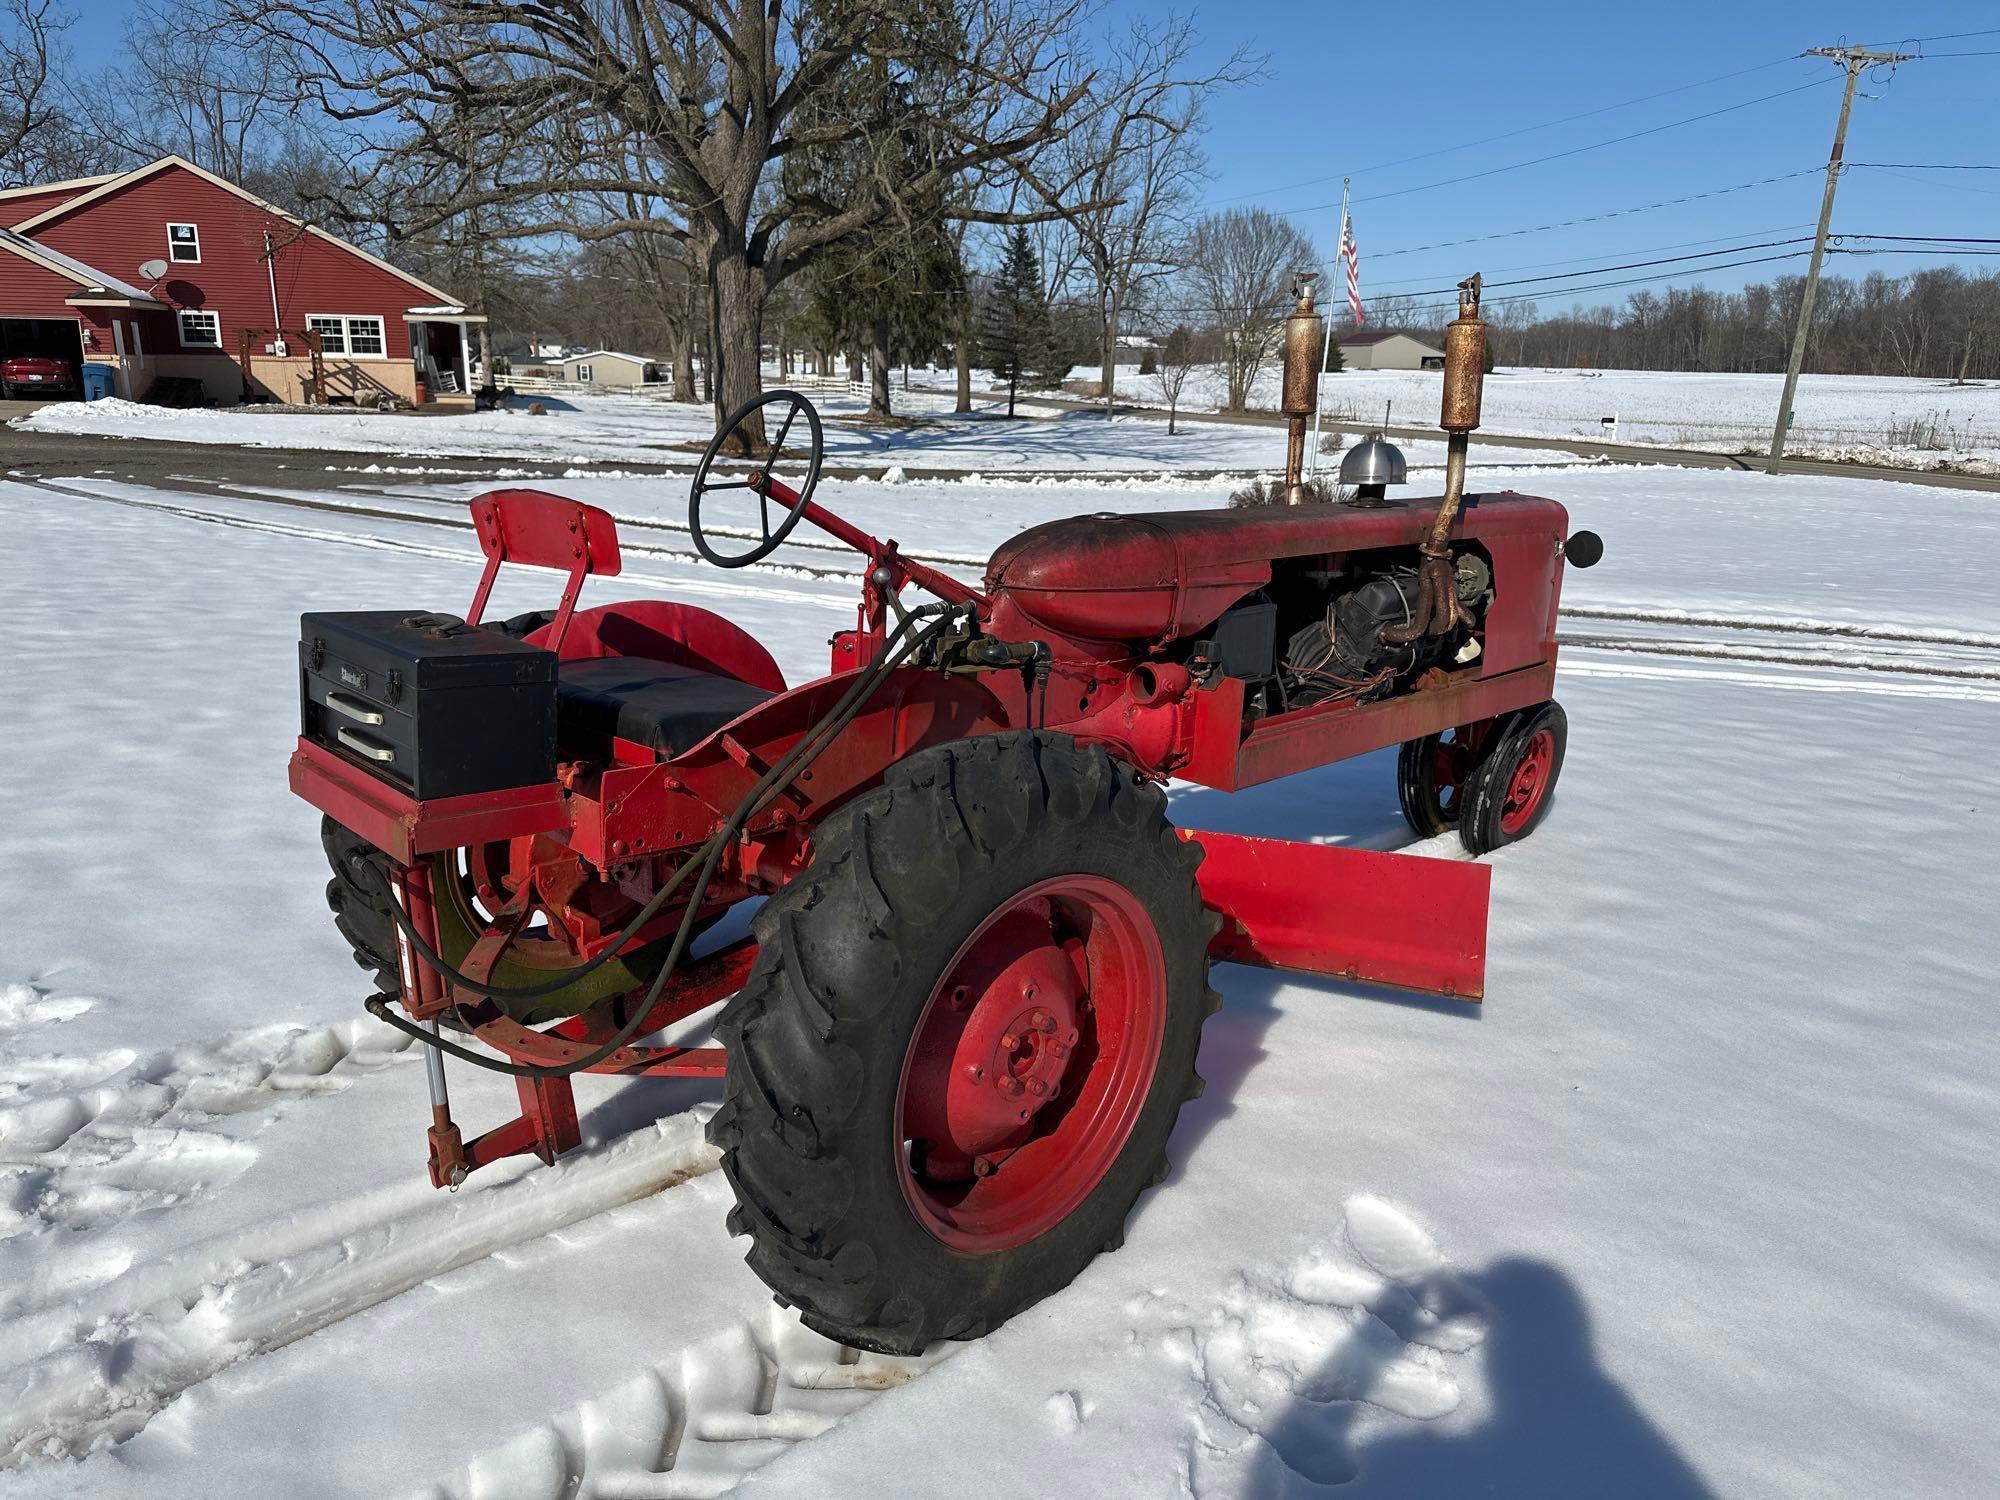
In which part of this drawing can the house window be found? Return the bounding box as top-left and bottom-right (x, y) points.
(178, 310), (221, 348)
(307, 315), (387, 359)
(575, 364), (592, 383)
(167, 223), (201, 263)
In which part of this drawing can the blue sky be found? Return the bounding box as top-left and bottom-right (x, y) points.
(67, 0), (1998, 313)
(1121, 0), (1999, 314)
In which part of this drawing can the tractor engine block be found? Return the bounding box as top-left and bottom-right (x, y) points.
(1280, 552), (1492, 708)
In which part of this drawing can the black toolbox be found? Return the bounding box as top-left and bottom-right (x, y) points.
(300, 611), (557, 799)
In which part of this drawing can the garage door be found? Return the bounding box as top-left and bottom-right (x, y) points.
(0, 317), (84, 394)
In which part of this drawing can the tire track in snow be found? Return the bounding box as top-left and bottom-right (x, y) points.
(1558, 655), (2000, 703)
(31, 477), (2000, 697)
(1556, 633), (2000, 683)
(20, 478), (853, 616)
(0, 1113), (720, 1469)
(194, 476), (994, 573)
(417, 1303), (953, 1500)
(50, 476), (2000, 670)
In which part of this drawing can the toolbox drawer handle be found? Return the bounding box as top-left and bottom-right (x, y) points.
(326, 691), (385, 725)
(336, 727), (397, 764)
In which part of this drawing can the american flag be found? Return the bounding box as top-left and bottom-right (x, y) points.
(1340, 210), (1364, 326)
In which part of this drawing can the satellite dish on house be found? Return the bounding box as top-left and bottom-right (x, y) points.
(139, 259), (169, 281)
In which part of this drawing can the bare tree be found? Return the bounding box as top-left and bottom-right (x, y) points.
(0, 0), (67, 181)
(224, 0), (1108, 444)
(1013, 14), (1258, 417)
(1155, 322), (1205, 435)
(1182, 205), (1318, 411)
(94, 1), (288, 179)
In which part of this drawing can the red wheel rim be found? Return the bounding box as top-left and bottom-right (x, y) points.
(1499, 728), (1556, 835)
(895, 875), (1167, 1253)
(1427, 734), (1467, 818)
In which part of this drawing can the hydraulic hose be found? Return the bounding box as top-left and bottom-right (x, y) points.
(365, 604), (967, 1079)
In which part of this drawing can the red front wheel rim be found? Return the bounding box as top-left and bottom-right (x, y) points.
(895, 875), (1167, 1253)
(1499, 728), (1556, 835)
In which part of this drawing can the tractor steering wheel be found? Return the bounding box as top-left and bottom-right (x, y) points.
(689, 390), (825, 568)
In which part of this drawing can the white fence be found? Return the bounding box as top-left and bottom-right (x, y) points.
(488, 369), (871, 400)
(496, 373), (680, 397)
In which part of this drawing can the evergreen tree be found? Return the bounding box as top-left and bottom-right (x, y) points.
(978, 227), (1053, 417)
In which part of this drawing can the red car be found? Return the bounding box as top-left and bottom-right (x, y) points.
(0, 355), (77, 398)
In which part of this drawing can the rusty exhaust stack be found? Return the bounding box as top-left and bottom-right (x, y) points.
(1382, 273), (1486, 644)
(1280, 276), (1324, 504)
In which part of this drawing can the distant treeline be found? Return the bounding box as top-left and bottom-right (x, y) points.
(1362, 267), (2000, 382)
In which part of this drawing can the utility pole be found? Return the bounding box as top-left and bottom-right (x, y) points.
(1766, 45), (1914, 472)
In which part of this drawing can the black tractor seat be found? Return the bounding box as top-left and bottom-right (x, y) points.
(556, 655), (774, 758)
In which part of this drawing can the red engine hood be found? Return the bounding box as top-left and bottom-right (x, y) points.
(983, 491), (1568, 645)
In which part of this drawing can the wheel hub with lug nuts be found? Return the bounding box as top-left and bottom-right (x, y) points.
(910, 906), (1083, 1179)
(896, 875), (1167, 1252)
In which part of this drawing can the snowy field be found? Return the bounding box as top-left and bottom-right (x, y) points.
(1, 439), (1997, 1497)
(26, 367), (1998, 474)
(907, 362), (2000, 470)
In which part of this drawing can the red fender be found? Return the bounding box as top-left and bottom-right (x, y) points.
(528, 600), (787, 692)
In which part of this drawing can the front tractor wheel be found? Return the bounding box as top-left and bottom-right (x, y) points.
(1458, 700), (1567, 855)
(709, 732), (1219, 1355)
(1396, 724), (1491, 838)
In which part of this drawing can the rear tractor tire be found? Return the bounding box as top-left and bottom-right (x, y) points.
(322, 816), (401, 995)
(708, 731), (1220, 1356)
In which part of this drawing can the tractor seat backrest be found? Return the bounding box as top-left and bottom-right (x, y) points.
(465, 488), (624, 655)
(470, 490), (622, 578)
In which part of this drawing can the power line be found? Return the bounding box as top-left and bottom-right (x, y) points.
(1856, 166), (2000, 198)
(1866, 28), (2000, 44)
(1845, 233), (2000, 244)
(1366, 237), (1817, 298)
(1273, 77), (1838, 217)
(1847, 161), (2000, 169)
(1841, 246), (2000, 257)
(1453, 222), (1816, 278)
(1202, 55), (1802, 208)
(1363, 170), (1824, 261)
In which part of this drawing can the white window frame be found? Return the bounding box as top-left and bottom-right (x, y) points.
(575, 363), (593, 383)
(167, 223), (201, 264)
(307, 314), (387, 360)
(177, 309), (221, 349)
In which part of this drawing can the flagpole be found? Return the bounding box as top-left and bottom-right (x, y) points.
(1309, 180), (1348, 476)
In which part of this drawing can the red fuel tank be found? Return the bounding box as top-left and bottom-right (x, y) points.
(983, 494), (1568, 646)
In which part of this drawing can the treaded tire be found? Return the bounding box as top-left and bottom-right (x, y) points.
(321, 815), (401, 993)
(1458, 701), (1567, 856)
(1397, 734), (1462, 837)
(707, 731), (1220, 1356)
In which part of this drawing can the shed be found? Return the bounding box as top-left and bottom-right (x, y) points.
(553, 351), (661, 386)
(1337, 329), (1446, 371)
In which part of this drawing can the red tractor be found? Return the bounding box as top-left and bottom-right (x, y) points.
(291, 277), (1598, 1353)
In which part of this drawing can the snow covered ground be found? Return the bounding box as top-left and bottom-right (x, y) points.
(1, 442), (1996, 1497)
(908, 362), (2000, 469)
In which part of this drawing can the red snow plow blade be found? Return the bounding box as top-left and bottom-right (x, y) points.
(1183, 830), (1490, 1001)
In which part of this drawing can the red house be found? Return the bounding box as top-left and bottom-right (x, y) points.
(0, 156), (480, 406)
